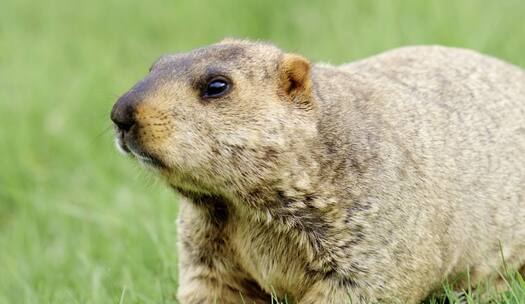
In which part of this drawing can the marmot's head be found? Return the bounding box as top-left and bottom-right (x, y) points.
(111, 39), (317, 199)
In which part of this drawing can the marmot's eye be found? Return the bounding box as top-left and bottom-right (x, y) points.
(203, 77), (230, 98)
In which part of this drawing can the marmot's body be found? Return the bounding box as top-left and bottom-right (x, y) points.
(111, 39), (525, 303)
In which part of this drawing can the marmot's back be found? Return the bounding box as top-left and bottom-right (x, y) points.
(338, 45), (525, 206)
(338, 45), (525, 188)
(317, 46), (525, 288)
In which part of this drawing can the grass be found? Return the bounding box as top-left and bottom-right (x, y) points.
(426, 269), (525, 304)
(0, 0), (524, 303)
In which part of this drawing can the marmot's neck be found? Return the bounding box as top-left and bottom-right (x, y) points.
(171, 148), (359, 232)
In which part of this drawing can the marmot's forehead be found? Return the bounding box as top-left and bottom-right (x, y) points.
(150, 42), (282, 77)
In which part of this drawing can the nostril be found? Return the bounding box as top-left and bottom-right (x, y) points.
(114, 119), (135, 132)
(111, 96), (137, 133)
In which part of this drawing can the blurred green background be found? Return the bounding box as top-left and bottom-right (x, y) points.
(1, 0), (524, 303)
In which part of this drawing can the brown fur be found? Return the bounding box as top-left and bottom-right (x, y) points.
(111, 39), (525, 303)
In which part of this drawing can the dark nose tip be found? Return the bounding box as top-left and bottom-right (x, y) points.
(111, 92), (138, 132)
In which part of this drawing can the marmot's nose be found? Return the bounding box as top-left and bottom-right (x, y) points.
(111, 92), (138, 132)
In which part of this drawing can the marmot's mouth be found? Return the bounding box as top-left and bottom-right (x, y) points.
(114, 129), (132, 154)
(114, 129), (167, 169)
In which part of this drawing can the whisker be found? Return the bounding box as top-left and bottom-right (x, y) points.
(91, 124), (114, 143)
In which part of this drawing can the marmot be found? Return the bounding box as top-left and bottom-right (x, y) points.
(111, 38), (525, 303)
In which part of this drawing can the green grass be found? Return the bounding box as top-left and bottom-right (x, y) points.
(1, 0), (524, 303)
(426, 271), (525, 304)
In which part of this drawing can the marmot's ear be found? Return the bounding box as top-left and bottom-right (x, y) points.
(279, 53), (313, 106)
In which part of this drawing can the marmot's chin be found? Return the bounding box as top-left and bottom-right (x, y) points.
(135, 153), (166, 169)
(128, 147), (167, 169)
